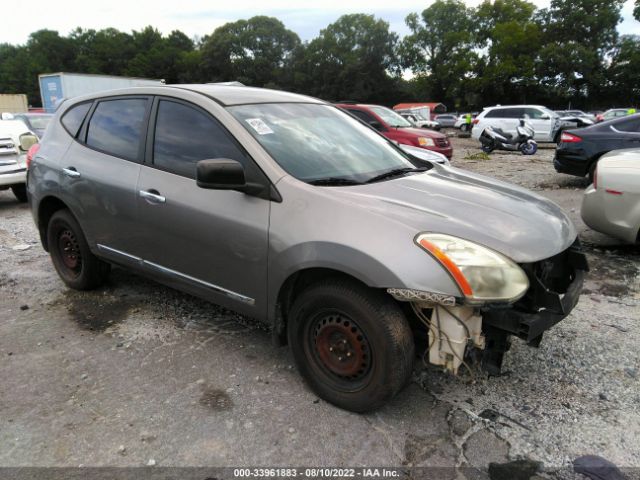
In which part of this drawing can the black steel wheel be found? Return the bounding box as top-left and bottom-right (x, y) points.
(47, 209), (110, 290)
(288, 279), (414, 412)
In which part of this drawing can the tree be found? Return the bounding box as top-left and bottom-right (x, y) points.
(473, 0), (541, 106)
(634, 0), (640, 21)
(400, 0), (477, 108)
(293, 14), (401, 103)
(71, 28), (136, 75)
(201, 16), (300, 86)
(125, 27), (194, 83)
(536, 0), (624, 106)
(608, 35), (640, 106)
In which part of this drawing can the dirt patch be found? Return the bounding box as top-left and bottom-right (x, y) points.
(199, 386), (233, 411)
(582, 244), (640, 297)
(62, 290), (138, 332)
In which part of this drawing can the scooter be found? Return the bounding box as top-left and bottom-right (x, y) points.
(479, 119), (538, 155)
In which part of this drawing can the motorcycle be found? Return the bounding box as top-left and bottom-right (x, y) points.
(479, 119), (538, 155)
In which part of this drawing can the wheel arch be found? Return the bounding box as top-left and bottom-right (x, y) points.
(270, 259), (400, 346)
(37, 195), (71, 251)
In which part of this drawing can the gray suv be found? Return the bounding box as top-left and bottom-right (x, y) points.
(28, 85), (587, 412)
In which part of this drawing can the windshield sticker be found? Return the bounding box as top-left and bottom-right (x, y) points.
(246, 118), (274, 135)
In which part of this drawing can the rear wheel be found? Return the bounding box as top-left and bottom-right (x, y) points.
(47, 209), (110, 290)
(11, 184), (27, 202)
(288, 279), (414, 412)
(520, 142), (538, 155)
(588, 161), (598, 184)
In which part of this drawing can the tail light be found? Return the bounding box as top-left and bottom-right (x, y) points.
(472, 119), (480, 125)
(560, 132), (582, 143)
(596, 114), (603, 122)
(26, 143), (40, 169)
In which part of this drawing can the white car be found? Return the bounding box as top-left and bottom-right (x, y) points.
(396, 109), (441, 130)
(581, 149), (640, 244)
(454, 114), (475, 131)
(398, 143), (450, 166)
(0, 120), (38, 202)
(472, 105), (561, 142)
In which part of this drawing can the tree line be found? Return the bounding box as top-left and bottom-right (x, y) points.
(1, 0), (639, 111)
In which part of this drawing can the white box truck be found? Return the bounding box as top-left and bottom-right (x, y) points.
(39, 73), (164, 112)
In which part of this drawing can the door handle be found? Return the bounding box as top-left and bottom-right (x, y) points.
(63, 167), (80, 178)
(139, 189), (166, 204)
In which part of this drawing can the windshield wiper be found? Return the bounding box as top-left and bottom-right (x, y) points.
(307, 177), (363, 186)
(365, 167), (428, 184)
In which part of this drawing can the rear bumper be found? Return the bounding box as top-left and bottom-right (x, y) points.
(0, 169), (26, 188)
(482, 241), (588, 342)
(554, 149), (589, 177)
(581, 185), (638, 243)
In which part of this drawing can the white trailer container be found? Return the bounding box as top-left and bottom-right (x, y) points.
(0, 94), (28, 113)
(39, 73), (164, 112)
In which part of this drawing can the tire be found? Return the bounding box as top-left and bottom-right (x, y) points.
(11, 184), (27, 202)
(481, 142), (494, 153)
(520, 142), (537, 155)
(460, 124), (469, 132)
(47, 209), (110, 290)
(288, 279), (414, 412)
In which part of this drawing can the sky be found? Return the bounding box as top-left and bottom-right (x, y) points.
(1, 0), (638, 45)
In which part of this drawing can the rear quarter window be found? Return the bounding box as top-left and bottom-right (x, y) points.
(85, 98), (148, 162)
(61, 102), (92, 137)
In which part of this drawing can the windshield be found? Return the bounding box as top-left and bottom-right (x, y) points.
(229, 103), (417, 183)
(369, 106), (413, 128)
(24, 115), (51, 129)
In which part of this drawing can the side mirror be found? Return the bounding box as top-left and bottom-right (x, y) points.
(369, 120), (384, 131)
(540, 114), (550, 120)
(196, 159), (264, 195)
(19, 133), (38, 152)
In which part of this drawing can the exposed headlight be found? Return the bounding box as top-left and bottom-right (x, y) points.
(418, 137), (435, 147)
(416, 233), (529, 304)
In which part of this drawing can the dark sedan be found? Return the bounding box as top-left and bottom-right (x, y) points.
(554, 114), (640, 181)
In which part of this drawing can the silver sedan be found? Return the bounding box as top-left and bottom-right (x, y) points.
(581, 149), (640, 243)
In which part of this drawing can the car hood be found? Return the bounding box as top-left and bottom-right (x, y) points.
(396, 126), (446, 139)
(335, 165), (576, 263)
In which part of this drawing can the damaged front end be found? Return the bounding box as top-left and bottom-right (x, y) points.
(389, 239), (588, 375)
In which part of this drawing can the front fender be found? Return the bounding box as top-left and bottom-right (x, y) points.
(266, 241), (461, 324)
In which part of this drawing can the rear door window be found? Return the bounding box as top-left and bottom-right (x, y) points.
(485, 109), (505, 118)
(614, 117), (640, 133)
(346, 109), (376, 124)
(525, 108), (546, 119)
(152, 99), (249, 179)
(86, 98), (148, 162)
(61, 102), (92, 137)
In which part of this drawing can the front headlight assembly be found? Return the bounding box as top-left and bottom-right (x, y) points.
(416, 233), (529, 304)
(418, 137), (435, 147)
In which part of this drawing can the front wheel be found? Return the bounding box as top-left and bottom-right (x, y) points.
(11, 184), (27, 202)
(288, 279), (415, 412)
(47, 209), (110, 290)
(520, 141), (538, 155)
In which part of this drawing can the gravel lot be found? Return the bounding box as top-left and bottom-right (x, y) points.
(1, 133), (638, 477)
